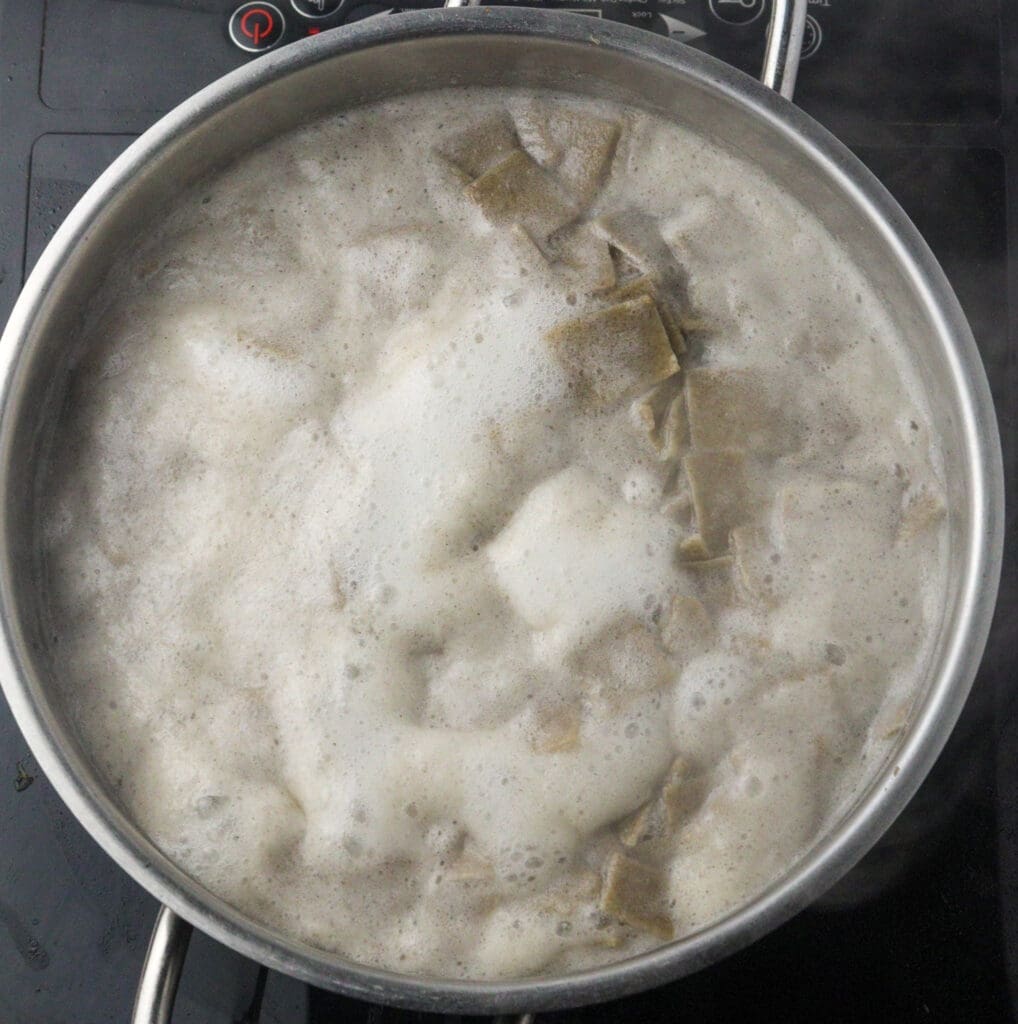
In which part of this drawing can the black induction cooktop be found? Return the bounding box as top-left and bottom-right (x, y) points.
(1, 2), (1016, 1022)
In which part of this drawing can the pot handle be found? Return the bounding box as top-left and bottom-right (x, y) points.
(446, 0), (809, 101)
(131, 906), (532, 1023)
(131, 905), (193, 1024)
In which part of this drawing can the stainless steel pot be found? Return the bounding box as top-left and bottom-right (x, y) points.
(0, 2), (1003, 1021)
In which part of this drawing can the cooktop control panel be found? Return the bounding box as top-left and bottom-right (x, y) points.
(220, 0), (835, 107)
(39, 0), (1002, 125)
(225, 0), (788, 56)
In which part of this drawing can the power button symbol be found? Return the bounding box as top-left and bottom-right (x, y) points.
(229, 2), (287, 53)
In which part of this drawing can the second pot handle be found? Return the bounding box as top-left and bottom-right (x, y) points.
(131, 905), (193, 1024)
(762, 0), (808, 100)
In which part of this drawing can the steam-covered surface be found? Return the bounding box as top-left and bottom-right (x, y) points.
(37, 88), (948, 979)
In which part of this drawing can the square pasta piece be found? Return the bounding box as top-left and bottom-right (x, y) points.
(677, 534), (711, 563)
(445, 846), (496, 883)
(512, 99), (568, 166)
(731, 524), (781, 606)
(657, 390), (688, 461)
(596, 210), (693, 338)
(436, 112), (521, 181)
(600, 852), (674, 939)
(608, 274), (686, 355)
(513, 102), (622, 206)
(630, 375), (686, 459)
(618, 757), (701, 847)
(577, 616), (674, 696)
(686, 367), (805, 455)
(898, 485), (946, 541)
(682, 554), (737, 611)
(660, 756), (701, 829)
(465, 149), (580, 241)
(683, 449), (755, 555)
(530, 702), (582, 754)
(544, 295), (679, 406)
(618, 799), (668, 848)
(594, 209), (678, 275)
(547, 223), (617, 293)
(555, 113), (623, 206)
(660, 594), (715, 660)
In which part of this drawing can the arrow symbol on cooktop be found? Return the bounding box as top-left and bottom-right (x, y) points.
(658, 14), (707, 41)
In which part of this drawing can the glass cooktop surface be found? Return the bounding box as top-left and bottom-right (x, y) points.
(0, 1), (1015, 1021)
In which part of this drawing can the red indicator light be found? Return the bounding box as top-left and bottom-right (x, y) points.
(307, 26), (322, 34)
(229, 2), (285, 52)
(240, 7), (275, 45)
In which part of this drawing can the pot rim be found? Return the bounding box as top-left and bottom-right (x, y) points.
(0, 7), (1004, 1013)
